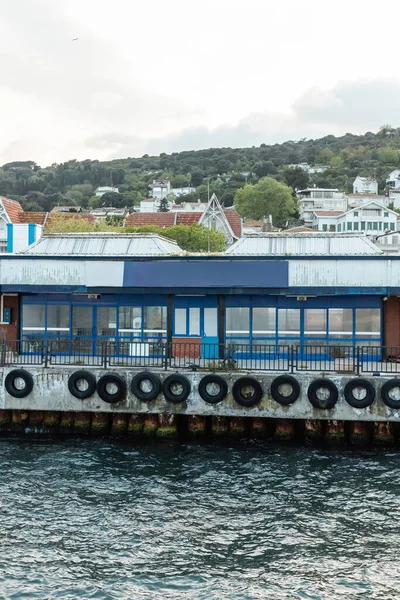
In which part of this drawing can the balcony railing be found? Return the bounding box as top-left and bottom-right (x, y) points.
(0, 340), (398, 375)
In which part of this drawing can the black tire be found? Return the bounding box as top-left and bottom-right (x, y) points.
(344, 378), (375, 409)
(307, 378), (338, 409)
(131, 372), (161, 402)
(232, 376), (263, 407)
(381, 378), (400, 409)
(163, 374), (191, 403)
(5, 369), (33, 398)
(97, 374), (126, 404)
(68, 370), (96, 400)
(198, 374), (228, 404)
(270, 375), (300, 406)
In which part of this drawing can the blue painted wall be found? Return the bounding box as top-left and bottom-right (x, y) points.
(123, 260), (289, 288)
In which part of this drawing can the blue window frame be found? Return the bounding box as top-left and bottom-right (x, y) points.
(20, 294), (168, 356)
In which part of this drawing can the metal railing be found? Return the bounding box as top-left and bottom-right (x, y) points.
(0, 339), (397, 375)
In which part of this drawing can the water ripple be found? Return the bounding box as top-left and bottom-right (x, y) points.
(0, 438), (399, 599)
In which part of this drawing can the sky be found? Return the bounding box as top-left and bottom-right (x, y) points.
(0, 0), (399, 166)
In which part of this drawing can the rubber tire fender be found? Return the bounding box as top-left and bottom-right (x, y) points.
(270, 375), (300, 406)
(381, 378), (400, 409)
(131, 371), (161, 402)
(5, 369), (33, 398)
(198, 374), (228, 404)
(344, 378), (375, 409)
(97, 373), (127, 404)
(307, 378), (338, 409)
(68, 370), (96, 400)
(162, 374), (191, 403)
(232, 376), (263, 408)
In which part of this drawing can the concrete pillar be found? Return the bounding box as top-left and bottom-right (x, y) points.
(157, 413), (177, 438)
(127, 414), (144, 436)
(29, 411), (44, 430)
(91, 413), (110, 436)
(212, 416), (229, 436)
(11, 410), (29, 432)
(73, 412), (91, 435)
(229, 417), (247, 437)
(373, 422), (395, 445)
(325, 420), (346, 444)
(143, 414), (158, 436)
(273, 419), (295, 441)
(0, 410), (11, 431)
(110, 414), (129, 437)
(188, 415), (207, 436)
(349, 421), (371, 445)
(249, 417), (268, 439)
(42, 411), (60, 433)
(304, 419), (324, 443)
(59, 412), (74, 434)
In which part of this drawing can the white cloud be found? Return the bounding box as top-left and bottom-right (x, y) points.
(0, 0), (399, 164)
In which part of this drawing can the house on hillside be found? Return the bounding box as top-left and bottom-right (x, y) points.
(89, 207), (129, 221)
(171, 186), (196, 197)
(353, 176), (378, 195)
(126, 194), (242, 246)
(310, 201), (397, 235)
(0, 197), (45, 253)
(348, 193), (388, 208)
(386, 170), (400, 189)
(95, 186), (119, 197)
(139, 197), (173, 213)
(297, 188), (348, 225)
(149, 180), (171, 200)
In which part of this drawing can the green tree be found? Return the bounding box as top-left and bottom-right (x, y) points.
(158, 197), (169, 212)
(283, 167), (309, 191)
(191, 170), (204, 187)
(98, 191), (126, 207)
(377, 147), (398, 164)
(162, 224), (225, 252)
(315, 147), (334, 164)
(234, 177), (296, 225)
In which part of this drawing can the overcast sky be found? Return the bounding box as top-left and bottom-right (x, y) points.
(0, 0), (398, 166)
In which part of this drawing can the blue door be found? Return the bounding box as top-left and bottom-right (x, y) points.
(173, 296), (219, 359)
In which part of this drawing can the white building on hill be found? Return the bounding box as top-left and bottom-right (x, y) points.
(353, 176), (378, 194)
(310, 201), (398, 235)
(297, 188), (348, 225)
(386, 170), (400, 189)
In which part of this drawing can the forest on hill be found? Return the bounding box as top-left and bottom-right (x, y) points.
(1, 125), (399, 215)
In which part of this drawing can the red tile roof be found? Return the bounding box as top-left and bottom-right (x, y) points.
(125, 212), (176, 228)
(1, 197), (23, 223)
(224, 208), (242, 238)
(176, 212), (201, 226)
(18, 212), (47, 225)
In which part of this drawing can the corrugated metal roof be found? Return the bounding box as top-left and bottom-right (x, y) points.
(225, 234), (383, 256)
(21, 233), (183, 256)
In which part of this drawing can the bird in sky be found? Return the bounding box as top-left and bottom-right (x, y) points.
(72, 38), (79, 41)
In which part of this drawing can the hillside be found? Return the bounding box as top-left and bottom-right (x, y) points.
(1, 125), (399, 214)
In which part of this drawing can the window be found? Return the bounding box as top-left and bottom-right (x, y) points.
(304, 309), (326, 335)
(354, 222), (359, 231)
(360, 221), (366, 230)
(22, 304), (45, 333)
(204, 308), (217, 337)
(144, 306), (167, 338)
(226, 307), (249, 336)
(47, 305), (70, 335)
(337, 224), (341, 232)
(329, 225), (336, 232)
(373, 222), (378, 230)
(347, 222), (352, 230)
(367, 222), (373, 230)
(97, 307), (116, 337)
(189, 307), (200, 335)
(322, 224), (327, 232)
(328, 308), (353, 338)
(252, 307), (276, 335)
(354, 211), (359, 217)
(384, 212), (389, 218)
(119, 306), (142, 336)
(356, 309), (380, 336)
(174, 308), (187, 335)
(278, 309), (300, 334)
(390, 222), (395, 231)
